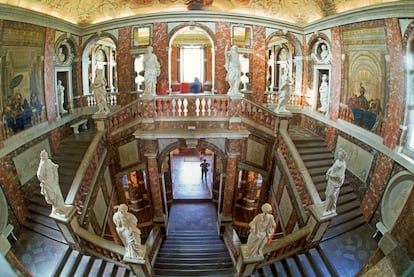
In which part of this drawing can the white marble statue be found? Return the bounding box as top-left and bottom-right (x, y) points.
(318, 73), (329, 114)
(143, 46), (160, 96)
(57, 80), (68, 114)
(275, 72), (294, 114)
(225, 45), (242, 96)
(245, 203), (276, 258)
(37, 149), (70, 215)
(113, 204), (143, 260)
(91, 69), (110, 115)
(324, 148), (347, 214)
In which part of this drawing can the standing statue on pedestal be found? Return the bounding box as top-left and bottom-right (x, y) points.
(113, 204), (143, 260)
(245, 203), (276, 258)
(143, 46), (160, 96)
(318, 73), (329, 114)
(37, 149), (70, 215)
(225, 45), (242, 96)
(324, 148), (347, 214)
(275, 70), (294, 114)
(57, 80), (68, 115)
(91, 69), (110, 115)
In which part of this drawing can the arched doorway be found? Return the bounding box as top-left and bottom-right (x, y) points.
(168, 24), (215, 93)
(170, 147), (214, 200)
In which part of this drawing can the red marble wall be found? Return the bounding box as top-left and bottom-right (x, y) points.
(215, 22), (231, 94)
(44, 28), (57, 123)
(360, 19), (404, 221)
(153, 22), (168, 95)
(360, 153), (392, 220)
(328, 26), (342, 122)
(383, 18), (404, 149)
(251, 25), (266, 103)
(117, 26), (131, 106)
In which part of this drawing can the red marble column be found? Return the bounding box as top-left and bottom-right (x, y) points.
(251, 25), (266, 103)
(328, 26), (342, 122)
(153, 22), (168, 95)
(222, 154), (238, 217)
(215, 22), (231, 94)
(44, 28), (57, 123)
(117, 26), (132, 106)
(383, 18), (404, 149)
(146, 155), (163, 219)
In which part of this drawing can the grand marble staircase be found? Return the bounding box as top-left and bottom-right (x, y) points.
(154, 229), (234, 276)
(21, 127), (133, 276)
(292, 134), (365, 241)
(53, 248), (133, 277)
(253, 128), (367, 276)
(23, 128), (95, 243)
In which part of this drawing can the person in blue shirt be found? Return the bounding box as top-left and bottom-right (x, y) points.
(191, 77), (201, 93)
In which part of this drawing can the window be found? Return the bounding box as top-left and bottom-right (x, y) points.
(180, 46), (204, 83)
(401, 30), (414, 159)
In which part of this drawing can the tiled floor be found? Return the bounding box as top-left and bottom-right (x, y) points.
(9, 153), (378, 277)
(172, 154), (212, 200)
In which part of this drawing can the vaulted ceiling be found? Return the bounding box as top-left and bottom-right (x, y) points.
(0, 0), (402, 26)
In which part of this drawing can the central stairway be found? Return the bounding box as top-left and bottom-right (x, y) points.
(153, 201), (234, 277)
(154, 230), (234, 276)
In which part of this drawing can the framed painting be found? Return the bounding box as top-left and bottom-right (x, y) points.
(132, 25), (152, 48)
(231, 25), (252, 48)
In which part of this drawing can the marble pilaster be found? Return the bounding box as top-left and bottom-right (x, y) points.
(44, 28), (57, 122)
(215, 22), (231, 94)
(360, 153), (392, 220)
(153, 22), (168, 95)
(328, 26), (342, 121)
(383, 18), (404, 149)
(222, 153), (238, 218)
(251, 25), (266, 103)
(117, 26), (132, 106)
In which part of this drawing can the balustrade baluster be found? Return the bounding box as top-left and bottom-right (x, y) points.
(183, 98), (188, 117)
(207, 98), (212, 117)
(201, 98), (206, 116)
(195, 98), (201, 117)
(172, 98), (177, 116)
(177, 99), (182, 116)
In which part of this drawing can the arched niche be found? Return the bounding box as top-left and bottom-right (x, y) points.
(265, 31), (302, 98)
(168, 24), (215, 93)
(82, 35), (118, 96)
(377, 171), (414, 234)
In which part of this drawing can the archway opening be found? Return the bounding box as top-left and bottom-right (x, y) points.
(169, 147), (214, 200)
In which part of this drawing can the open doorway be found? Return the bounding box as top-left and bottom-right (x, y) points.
(170, 147), (214, 200)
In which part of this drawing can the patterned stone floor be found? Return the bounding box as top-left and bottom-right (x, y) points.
(320, 224), (379, 277)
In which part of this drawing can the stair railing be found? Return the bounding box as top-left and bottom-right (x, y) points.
(278, 123), (322, 211)
(232, 202), (336, 276)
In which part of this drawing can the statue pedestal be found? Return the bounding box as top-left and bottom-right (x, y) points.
(236, 244), (265, 277)
(306, 203), (337, 248)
